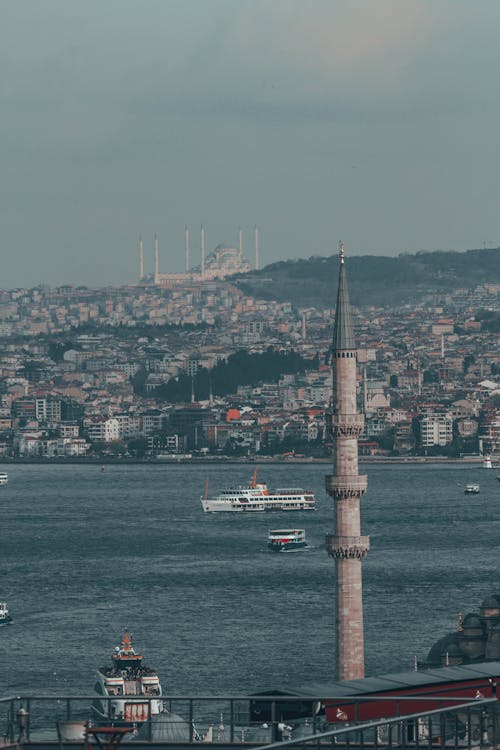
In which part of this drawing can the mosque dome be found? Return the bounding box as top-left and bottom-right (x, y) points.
(461, 613), (484, 631)
(481, 594), (500, 610)
(426, 633), (459, 666)
(446, 642), (462, 657)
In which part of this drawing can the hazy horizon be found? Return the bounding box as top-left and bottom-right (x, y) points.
(2, 1), (500, 288)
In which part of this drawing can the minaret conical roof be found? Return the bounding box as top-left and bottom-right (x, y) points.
(333, 241), (356, 351)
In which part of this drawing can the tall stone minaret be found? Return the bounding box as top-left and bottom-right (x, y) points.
(325, 241), (369, 681)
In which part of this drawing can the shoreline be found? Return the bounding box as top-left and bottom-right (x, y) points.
(0, 456), (493, 466)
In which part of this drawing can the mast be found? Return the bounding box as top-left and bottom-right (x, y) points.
(325, 241), (369, 681)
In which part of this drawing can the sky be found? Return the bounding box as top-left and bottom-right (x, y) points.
(1, 0), (500, 288)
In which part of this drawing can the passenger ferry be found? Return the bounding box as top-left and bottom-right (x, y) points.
(92, 632), (164, 724)
(0, 602), (12, 626)
(201, 470), (315, 513)
(0, 472), (8, 485)
(268, 529), (307, 552)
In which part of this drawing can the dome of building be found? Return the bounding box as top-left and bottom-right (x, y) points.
(426, 633), (459, 666)
(446, 642), (462, 657)
(461, 613), (484, 630)
(481, 594), (500, 610)
(213, 244), (237, 251)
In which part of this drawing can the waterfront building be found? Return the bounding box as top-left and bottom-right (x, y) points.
(326, 242), (369, 681)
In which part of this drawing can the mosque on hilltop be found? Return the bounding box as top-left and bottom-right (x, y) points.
(137, 226), (259, 286)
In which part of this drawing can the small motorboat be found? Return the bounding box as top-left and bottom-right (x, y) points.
(0, 472), (8, 485)
(464, 484), (480, 495)
(483, 456), (493, 469)
(0, 602), (12, 626)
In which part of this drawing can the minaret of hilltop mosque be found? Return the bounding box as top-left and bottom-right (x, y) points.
(325, 241), (369, 681)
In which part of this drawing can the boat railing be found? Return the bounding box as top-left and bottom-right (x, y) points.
(1, 693), (499, 747)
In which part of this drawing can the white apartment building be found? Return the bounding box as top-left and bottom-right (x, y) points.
(35, 398), (62, 423)
(85, 417), (120, 442)
(420, 414), (453, 447)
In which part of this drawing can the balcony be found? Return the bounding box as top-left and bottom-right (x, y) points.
(326, 534), (370, 559)
(325, 474), (368, 499)
(326, 413), (365, 438)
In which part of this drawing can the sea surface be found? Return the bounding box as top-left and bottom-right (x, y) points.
(0, 462), (499, 698)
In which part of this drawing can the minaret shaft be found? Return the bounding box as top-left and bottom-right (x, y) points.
(336, 559), (365, 680)
(326, 242), (369, 682)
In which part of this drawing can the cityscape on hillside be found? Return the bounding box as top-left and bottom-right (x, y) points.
(0, 247), (498, 462)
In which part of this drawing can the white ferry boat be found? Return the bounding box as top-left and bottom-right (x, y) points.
(92, 632), (164, 724)
(201, 470), (315, 513)
(268, 529), (307, 552)
(0, 472), (8, 485)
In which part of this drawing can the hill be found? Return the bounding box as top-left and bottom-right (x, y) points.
(232, 247), (500, 308)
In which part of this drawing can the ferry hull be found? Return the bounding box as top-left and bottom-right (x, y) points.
(202, 501), (315, 512)
(268, 541), (308, 552)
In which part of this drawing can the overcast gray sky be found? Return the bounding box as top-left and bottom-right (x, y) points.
(1, 1), (500, 288)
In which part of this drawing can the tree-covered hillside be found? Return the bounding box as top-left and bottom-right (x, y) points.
(233, 248), (500, 307)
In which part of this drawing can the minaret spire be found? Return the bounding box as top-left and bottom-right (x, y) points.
(326, 241), (369, 682)
(339, 239), (345, 264)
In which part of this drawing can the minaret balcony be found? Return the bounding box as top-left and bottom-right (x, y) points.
(325, 474), (368, 500)
(326, 412), (365, 438)
(326, 534), (370, 559)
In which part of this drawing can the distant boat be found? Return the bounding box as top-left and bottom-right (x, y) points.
(0, 602), (12, 626)
(268, 529), (307, 552)
(465, 483), (480, 495)
(483, 456), (493, 469)
(0, 472), (8, 486)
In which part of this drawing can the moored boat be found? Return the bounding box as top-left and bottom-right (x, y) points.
(92, 632), (164, 725)
(268, 529), (307, 552)
(464, 483), (480, 495)
(201, 470), (315, 513)
(0, 472), (8, 485)
(0, 602), (12, 626)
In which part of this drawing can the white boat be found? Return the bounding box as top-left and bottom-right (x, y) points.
(92, 632), (164, 724)
(483, 456), (493, 469)
(0, 602), (12, 626)
(201, 470), (316, 513)
(268, 529), (307, 552)
(0, 472), (8, 485)
(464, 483), (480, 495)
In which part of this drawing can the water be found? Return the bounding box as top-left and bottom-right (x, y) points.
(0, 462), (498, 696)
